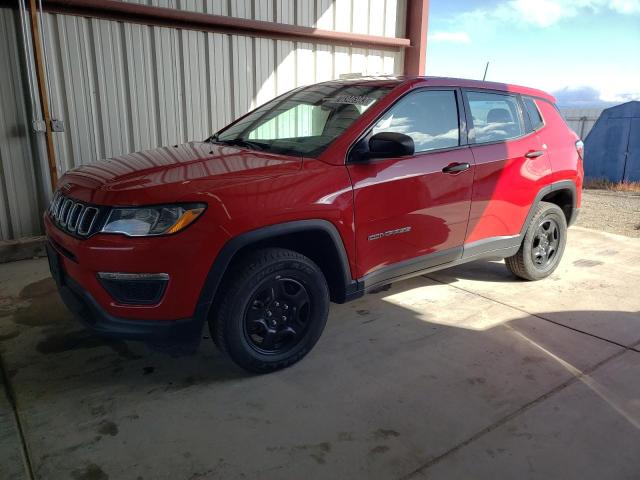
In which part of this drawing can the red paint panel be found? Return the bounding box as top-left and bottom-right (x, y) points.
(348, 148), (474, 277)
(466, 133), (552, 242)
(536, 100), (583, 204)
(50, 148), (356, 320)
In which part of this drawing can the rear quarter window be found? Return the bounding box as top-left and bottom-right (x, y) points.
(523, 97), (544, 130)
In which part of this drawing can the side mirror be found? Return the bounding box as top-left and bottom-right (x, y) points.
(353, 132), (415, 162)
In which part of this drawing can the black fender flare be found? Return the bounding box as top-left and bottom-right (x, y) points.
(519, 180), (578, 237)
(193, 219), (358, 325)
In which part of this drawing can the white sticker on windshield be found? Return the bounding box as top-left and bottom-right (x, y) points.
(324, 95), (374, 106)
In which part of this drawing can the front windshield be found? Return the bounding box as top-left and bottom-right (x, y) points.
(212, 83), (391, 157)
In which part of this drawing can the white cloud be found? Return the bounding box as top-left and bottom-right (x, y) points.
(429, 31), (471, 43)
(460, 0), (640, 28)
(553, 85), (640, 107)
(508, 0), (570, 27)
(598, 88), (640, 103)
(610, 0), (640, 14)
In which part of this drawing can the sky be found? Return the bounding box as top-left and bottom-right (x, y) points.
(425, 0), (640, 107)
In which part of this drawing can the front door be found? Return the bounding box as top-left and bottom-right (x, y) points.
(347, 89), (475, 285)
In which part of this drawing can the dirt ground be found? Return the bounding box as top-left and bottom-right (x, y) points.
(576, 189), (640, 238)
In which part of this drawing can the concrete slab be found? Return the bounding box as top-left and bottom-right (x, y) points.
(0, 227), (638, 479)
(428, 227), (640, 348)
(0, 372), (28, 480)
(411, 350), (640, 480)
(0, 236), (46, 265)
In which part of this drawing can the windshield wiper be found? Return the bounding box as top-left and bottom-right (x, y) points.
(213, 138), (270, 151)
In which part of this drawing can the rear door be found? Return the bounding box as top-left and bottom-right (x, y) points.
(463, 90), (552, 245)
(347, 89), (475, 283)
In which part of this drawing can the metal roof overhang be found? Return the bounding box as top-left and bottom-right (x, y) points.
(42, 0), (412, 51)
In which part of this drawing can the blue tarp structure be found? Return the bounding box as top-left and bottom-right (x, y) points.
(583, 101), (640, 182)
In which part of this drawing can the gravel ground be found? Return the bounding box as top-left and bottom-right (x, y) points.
(576, 189), (640, 238)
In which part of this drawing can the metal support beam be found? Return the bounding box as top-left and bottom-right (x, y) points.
(404, 0), (429, 75)
(43, 0), (411, 51)
(27, 0), (58, 192)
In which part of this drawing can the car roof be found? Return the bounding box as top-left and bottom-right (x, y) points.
(321, 75), (556, 103)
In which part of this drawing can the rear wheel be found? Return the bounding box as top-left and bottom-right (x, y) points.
(506, 201), (567, 281)
(210, 248), (329, 373)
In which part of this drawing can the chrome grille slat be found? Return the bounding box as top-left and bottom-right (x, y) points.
(77, 207), (99, 236)
(58, 199), (73, 226)
(47, 193), (102, 238)
(52, 193), (64, 219)
(67, 203), (84, 232)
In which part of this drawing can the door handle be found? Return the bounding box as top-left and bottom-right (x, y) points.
(525, 150), (545, 158)
(442, 162), (470, 174)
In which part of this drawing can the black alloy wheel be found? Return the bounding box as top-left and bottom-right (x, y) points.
(211, 248), (329, 373)
(243, 275), (312, 354)
(506, 201), (568, 281)
(531, 217), (561, 269)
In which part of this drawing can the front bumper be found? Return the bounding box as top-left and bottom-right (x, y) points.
(43, 210), (224, 321)
(47, 241), (204, 352)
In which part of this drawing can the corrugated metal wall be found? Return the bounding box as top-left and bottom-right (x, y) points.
(0, 6), (48, 240)
(0, 0), (407, 241)
(44, 0), (406, 173)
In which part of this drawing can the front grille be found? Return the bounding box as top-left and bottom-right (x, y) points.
(48, 191), (104, 238)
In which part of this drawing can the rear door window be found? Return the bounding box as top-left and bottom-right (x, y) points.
(466, 91), (525, 143)
(371, 90), (460, 153)
(522, 97), (544, 130)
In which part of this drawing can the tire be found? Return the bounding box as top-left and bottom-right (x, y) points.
(210, 248), (329, 373)
(505, 201), (568, 281)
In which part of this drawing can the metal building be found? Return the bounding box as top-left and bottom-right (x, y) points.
(0, 0), (429, 242)
(583, 101), (640, 182)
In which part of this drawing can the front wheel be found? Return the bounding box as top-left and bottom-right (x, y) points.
(210, 248), (329, 373)
(505, 201), (568, 281)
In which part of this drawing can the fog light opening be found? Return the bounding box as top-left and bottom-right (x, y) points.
(97, 272), (169, 305)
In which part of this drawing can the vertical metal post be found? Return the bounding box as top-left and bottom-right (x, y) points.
(17, 0), (38, 124)
(27, 0), (58, 192)
(579, 116), (587, 140)
(404, 0), (429, 75)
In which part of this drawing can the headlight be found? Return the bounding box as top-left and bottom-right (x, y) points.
(101, 203), (206, 237)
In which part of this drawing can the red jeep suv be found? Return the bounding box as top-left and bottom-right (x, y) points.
(45, 77), (583, 372)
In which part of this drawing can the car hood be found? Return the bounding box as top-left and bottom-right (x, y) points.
(58, 142), (302, 204)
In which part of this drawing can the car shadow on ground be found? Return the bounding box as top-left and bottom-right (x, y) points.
(426, 258), (524, 284)
(0, 271), (634, 390)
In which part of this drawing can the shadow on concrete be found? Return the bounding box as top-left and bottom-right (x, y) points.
(1, 273), (635, 390)
(1, 271), (639, 480)
(424, 259), (522, 284)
